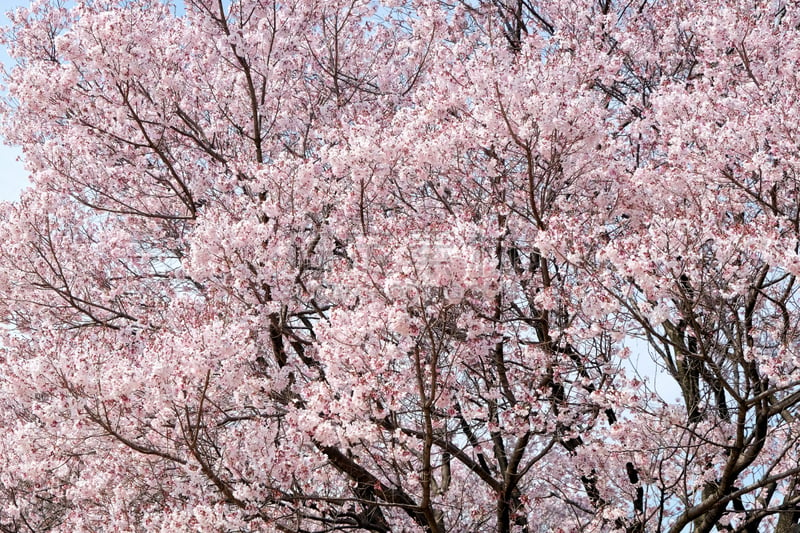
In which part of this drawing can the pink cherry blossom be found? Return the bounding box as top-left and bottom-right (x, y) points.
(0, 1), (799, 531)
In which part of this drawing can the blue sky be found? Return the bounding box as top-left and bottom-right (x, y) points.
(0, 0), (31, 202)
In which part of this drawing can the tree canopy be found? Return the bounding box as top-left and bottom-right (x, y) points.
(1, 0), (800, 531)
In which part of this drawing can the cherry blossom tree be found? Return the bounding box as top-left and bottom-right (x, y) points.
(0, 0), (799, 531)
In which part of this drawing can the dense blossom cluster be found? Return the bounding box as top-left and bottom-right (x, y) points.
(0, 0), (799, 531)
